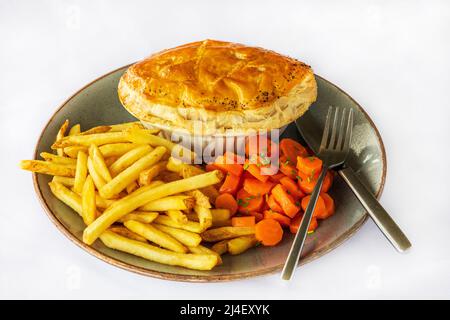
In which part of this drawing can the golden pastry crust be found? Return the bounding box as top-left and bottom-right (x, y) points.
(118, 40), (317, 135)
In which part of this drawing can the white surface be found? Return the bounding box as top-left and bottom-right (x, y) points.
(1, 0), (449, 300)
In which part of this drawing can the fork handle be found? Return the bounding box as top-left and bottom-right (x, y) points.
(281, 166), (329, 280)
(339, 167), (412, 252)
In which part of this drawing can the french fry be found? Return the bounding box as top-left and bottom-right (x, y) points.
(154, 215), (205, 233)
(83, 170), (222, 244)
(104, 156), (118, 167)
(117, 211), (159, 224)
(201, 226), (255, 242)
(95, 193), (116, 209)
(20, 160), (75, 177)
(108, 226), (147, 242)
(212, 219), (232, 227)
(166, 156), (184, 173)
(211, 240), (229, 255)
(68, 124), (81, 136)
(87, 157), (106, 190)
(158, 171), (183, 183)
(109, 145), (152, 177)
(81, 175), (96, 225)
(194, 205), (212, 229)
(99, 146), (166, 199)
(211, 209), (231, 222)
(99, 231), (218, 270)
(166, 210), (188, 224)
(89, 144), (112, 182)
(73, 151), (88, 194)
(177, 160), (219, 203)
(52, 129), (159, 149)
(153, 224), (202, 247)
(188, 245), (222, 265)
(138, 161), (167, 186)
(140, 195), (195, 211)
(48, 181), (82, 215)
(52, 176), (75, 187)
(108, 121), (144, 132)
(126, 181), (139, 194)
(187, 189), (211, 208)
(227, 235), (258, 255)
(186, 213), (199, 222)
(124, 220), (187, 253)
(56, 119), (69, 156)
(64, 146), (88, 158)
(40, 152), (77, 165)
(79, 126), (111, 135)
(98, 143), (142, 158)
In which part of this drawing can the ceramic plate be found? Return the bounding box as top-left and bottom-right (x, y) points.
(33, 65), (386, 282)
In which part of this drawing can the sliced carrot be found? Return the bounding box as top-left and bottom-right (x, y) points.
(263, 210), (291, 227)
(219, 173), (241, 195)
(289, 213), (318, 234)
(246, 211), (264, 222)
(245, 136), (278, 157)
(280, 138), (309, 165)
(298, 170), (332, 194)
(297, 156), (323, 176)
(267, 193), (283, 213)
(319, 192), (335, 219)
(271, 184), (300, 218)
(269, 172), (286, 182)
(255, 219), (283, 246)
(231, 216), (256, 227)
(243, 178), (274, 196)
(301, 195), (327, 218)
(215, 193), (238, 216)
(214, 153), (243, 177)
(236, 188), (264, 213)
(279, 156), (298, 180)
(206, 163), (221, 172)
(245, 161), (270, 183)
(280, 176), (305, 199)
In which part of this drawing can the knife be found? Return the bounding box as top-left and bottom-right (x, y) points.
(294, 113), (412, 253)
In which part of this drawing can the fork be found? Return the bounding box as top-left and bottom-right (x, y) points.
(281, 106), (353, 280)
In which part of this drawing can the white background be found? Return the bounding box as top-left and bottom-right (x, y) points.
(1, 0), (449, 299)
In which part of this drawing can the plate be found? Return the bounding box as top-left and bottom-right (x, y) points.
(33, 65), (386, 282)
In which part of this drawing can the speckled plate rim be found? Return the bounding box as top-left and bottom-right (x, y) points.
(32, 64), (387, 282)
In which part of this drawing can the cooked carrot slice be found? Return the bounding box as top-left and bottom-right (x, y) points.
(245, 136), (278, 157)
(243, 178), (274, 196)
(280, 138), (309, 165)
(271, 184), (300, 218)
(236, 188), (264, 213)
(289, 214), (318, 234)
(245, 161), (270, 183)
(298, 170), (332, 194)
(267, 193), (283, 213)
(263, 210), (291, 227)
(279, 156), (298, 180)
(246, 211), (264, 222)
(297, 156), (323, 176)
(215, 193), (238, 215)
(205, 163), (221, 172)
(231, 216), (256, 227)
(301, 195), (327, 218)
(214, 156), (243, 177)
(280, 176), (305, 199)
(269, 172), (286, 182)
(255, 219), (283, 246)
(319, 192), (335, 219)
(219, 173), (241, 195)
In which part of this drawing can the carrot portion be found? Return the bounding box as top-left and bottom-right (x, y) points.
(245, 161), (270, 183)
(319, 192), (335, 219)
(205, 163), (221, 172)
(267, 194), (283, 213)
(236, 188), (264, 213)
(263, 210), (291, 227)
(301, 195), (327, 218)
(255, 219), (283, 246)
(214, 156), (243, 177)
(245, 136), (277, 157)
(280, 176), (305, 199)
(269, 172), (286, 182)
(289, 213), (318, 234)
(231, 216), (256, 227)
(219, 173), (241, 195)
(243, 178), (274, 196)
(215, 193), (238, 216)
(298, 170), (332, 194)
(279, 157), (298, 180)
(297, 156), (323, 176)
(271, 184), (300, 218)
(246, 211), (264, 222)
(280, 138), (309, 165)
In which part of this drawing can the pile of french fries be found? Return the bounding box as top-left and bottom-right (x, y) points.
(20, 120), (259, 271)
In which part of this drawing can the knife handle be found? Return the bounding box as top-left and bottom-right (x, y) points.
(338, 167), (412, 252)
